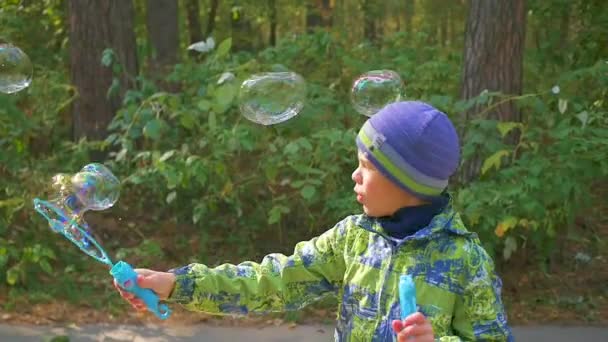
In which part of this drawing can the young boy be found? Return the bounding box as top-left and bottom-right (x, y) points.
(115, 101), (513, 341)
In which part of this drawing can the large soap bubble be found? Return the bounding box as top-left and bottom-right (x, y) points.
(0, 43), (33, 94)
(238, 72), (306, 125)
(351, 70), (405, 117)
(72, 163), (121, 211)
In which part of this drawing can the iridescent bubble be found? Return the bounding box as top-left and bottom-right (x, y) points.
(238, 72), (306, 125)
(71, 163), (120, 211)
(351, 70), (405, 117)
(0, 43), (33, 94)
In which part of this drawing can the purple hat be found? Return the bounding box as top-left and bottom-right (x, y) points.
(355, 101), (460, 199)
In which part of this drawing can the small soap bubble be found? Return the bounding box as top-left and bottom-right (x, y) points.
(351, 70), (405, 117)
(0, 43), (33, 94)
(238, 72), (306, 125)
(71, 163), (120, 211)
(551, 85), (560, 94)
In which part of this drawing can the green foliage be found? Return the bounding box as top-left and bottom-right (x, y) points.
(0, 1), (606, 313)
(455, 61), (608, 264)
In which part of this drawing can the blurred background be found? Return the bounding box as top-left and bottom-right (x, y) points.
(0, 0), (606, 328)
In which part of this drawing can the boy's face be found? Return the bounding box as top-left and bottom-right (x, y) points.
(352, 151), (418, 217)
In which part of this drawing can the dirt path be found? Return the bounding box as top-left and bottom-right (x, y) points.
(1, 323), (607, 342)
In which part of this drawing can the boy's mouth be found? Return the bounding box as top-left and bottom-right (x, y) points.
(356, 193), (364, 203)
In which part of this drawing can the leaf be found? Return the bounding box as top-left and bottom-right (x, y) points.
(208, 111), (217, 132)
(179, 112), (196, 129)
(494, 216), (518, 238)
(159, 150), (175, 162)
(496, 122), (523, 138)
(166, 191), (177, 204)
(215, 38), (232, 58)
(300, 185), (316, 200)
(101, 49), (114, 67)
(39, 260), (52, 274)
(558, 98), (568, 114)
(213, 83), (238, 113)
(6, 268), (18, 286)
(503, 236), (518, 260)
(187, 37), (215, 53)
(481, 150), (510, 175)
(576, 111), (589, 128)
(115, 148), (128, 162)
(197, 99), (212, 111)
(143, 119), (163, 140)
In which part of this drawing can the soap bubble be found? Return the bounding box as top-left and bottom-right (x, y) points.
(71, 163), (120, 211)
(351, 70), (405, 117)
(238, 72), (306, 125)
(0, 43), (33, 94)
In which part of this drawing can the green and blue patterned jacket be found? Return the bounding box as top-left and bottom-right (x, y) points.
(168, 203), (512, 341)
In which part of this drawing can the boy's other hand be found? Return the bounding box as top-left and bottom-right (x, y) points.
(112, 268), (176, 312)
(392, 312), (435, 342)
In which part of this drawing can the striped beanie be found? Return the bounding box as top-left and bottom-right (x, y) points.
(355, 101), (460, 199)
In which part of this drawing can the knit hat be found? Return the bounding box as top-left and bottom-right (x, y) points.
(355, 101), (460, 199)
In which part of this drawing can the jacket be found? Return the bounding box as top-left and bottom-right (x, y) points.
(168, 203), (512, 341)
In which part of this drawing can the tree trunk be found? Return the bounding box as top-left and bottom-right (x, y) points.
(403, 0), (414, 35)
(362, 0), (377, 42)
(68, 0), (138, 147)
(185, 0), (203, 45)
(146, 0), (179, 68)
(459, 0), (526, 183)
(206, 0), (220, 37)
(268, 0), (277, 46)
(230, 3), (253, 51)
(306, 0), (332, 32)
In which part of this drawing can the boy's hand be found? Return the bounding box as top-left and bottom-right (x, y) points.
(112, 268), (176, 312)
(392, 312), (435, 342)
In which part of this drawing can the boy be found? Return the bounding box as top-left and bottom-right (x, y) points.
(115, 101), (513, 341)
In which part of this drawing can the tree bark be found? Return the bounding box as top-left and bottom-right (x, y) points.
(459, 0), (526, 183)
(146, 0), (179, 67)
(268, 0), (277, 46)
(404, 0), (415, 35)
(185, 0), (203, 45)
(362, 0), (378, 42)
(206, 0), (220, 37)
(306, 0), (332, 32)
(68, 0), (138, 146)
(231, 2), (253, 51)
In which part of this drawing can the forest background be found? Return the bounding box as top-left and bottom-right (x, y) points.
(0, 0), (606, 327)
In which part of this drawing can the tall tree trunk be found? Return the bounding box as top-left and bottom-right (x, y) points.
(559, 4), (570, 51)
(362, 0), (377, 42)
(186, 0), (203, 45)
(146, 0), (179, 70)
(459, 0), (526, 183)
(230, 2), (252, 51)
(306, 0), (332, 32)
(403, 0), (415, 35)
(206, 0), (220, 37)
(268, 0), (277, 46)
(68, 0), (138, 148)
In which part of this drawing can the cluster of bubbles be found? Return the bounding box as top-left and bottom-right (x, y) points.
(1, 41), (405, 123)
(235, 69), (405, 125)
(0, 43), (32, 94)
(33, 163), (120, 265)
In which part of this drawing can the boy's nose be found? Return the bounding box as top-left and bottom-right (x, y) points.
(352, 168), (361, 184)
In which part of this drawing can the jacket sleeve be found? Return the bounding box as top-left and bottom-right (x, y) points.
(438, 243), (513, 342)
(166, 217), (351, 315)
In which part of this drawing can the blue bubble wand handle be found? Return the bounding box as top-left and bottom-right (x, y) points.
(399, 275), (417, 320)
(110, 261), (171, 320)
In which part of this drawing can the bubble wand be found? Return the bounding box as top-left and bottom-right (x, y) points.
(399, 275), (416, 320)
(33, 163), (171, 320)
